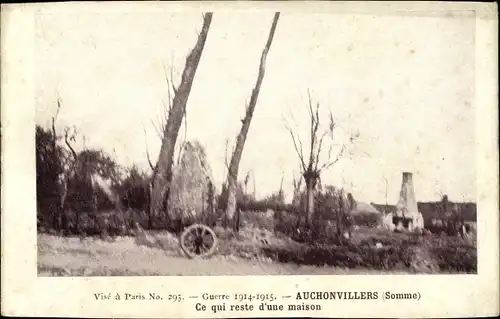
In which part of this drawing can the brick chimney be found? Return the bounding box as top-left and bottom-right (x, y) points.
(395, 172), (419, 219)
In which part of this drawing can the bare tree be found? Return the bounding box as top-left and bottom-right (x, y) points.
(384, 176), (389, 214)
(149, 13), (213, 223)
(59, 125), (78, 223)
(284, 90), (360, 231)
(243, 170), (251, 196)
(142, 123), (155, 172)
(224, 12), (280, 232)
(251, 169), (256, 198)
(278, 172), (285, 199)
(51, 95), (63, 230)
(291, 171), (303, 206)
(50, 95), (81, 233)
(52, 112), (86, 234)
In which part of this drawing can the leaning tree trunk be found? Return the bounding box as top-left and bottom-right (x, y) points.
(150, 13), (213, 224)
(224, 13), (280, 232)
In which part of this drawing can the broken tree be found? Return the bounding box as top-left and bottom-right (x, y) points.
(285, 90), (360, 232)
(150, 13), (213, 224)
(224, 12), (281, 232)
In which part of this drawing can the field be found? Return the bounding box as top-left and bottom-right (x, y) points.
(38, 219), (476, 276)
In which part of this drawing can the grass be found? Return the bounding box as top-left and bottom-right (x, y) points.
(38, 220), (476, 276)
(37, 208), (477, 276)
(39, 233), (410, 276)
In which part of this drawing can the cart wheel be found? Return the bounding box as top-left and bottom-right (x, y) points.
(180, 224), (218, 259)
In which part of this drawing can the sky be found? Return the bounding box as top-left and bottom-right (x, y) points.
(34, 10), (476, 204)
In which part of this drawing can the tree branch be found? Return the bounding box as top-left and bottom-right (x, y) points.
(384, 176), (388, 207)
(63, 127), (78, 161)
(176, 102), (188, 165)
(223, 139), (238, 181)
(313, 109), (335, 171)
(284, 119), (307, 172)
(150, 63), (176, 143)
(252, 169), (256, 197)
(279, 172), (284, 194)
(162, 62), (187, 165)
(307, 89), (315, 170)
(292, 171), (303, 196)
(313, 129), (329, 172)
(304, 89), (322, 173)
(161, 62), (172, 99)
(318, 143), (347, 173)
(52, 96), (61, 153)
(151, 97), (171, 141)
(223, 138), (229, 179)
(169, 65), (178, 96)
(150, 118), (163, 140)
(142, 124), (155, 171)
(54, 94), (62, 125)
(162, 62), (175, 112)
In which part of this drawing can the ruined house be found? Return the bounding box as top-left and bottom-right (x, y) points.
(168, 141), (216, 224)
(382, 172), (424, 232)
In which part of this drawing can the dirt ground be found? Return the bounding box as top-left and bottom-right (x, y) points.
(37, 234), (409, 276)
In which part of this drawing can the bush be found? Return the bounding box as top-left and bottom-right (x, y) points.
(240, 210), (276, 231)
(274, 210), (301, 235)
(258, 231), (476, 273)
(432, 246), (476, 273)
(261, 242), (415, 270)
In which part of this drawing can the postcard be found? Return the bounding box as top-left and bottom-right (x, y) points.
(1, 1), (498, 318)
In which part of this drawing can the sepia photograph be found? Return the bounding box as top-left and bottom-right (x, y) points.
(2, 2), (498, 318)
(33, 8), (480, 277)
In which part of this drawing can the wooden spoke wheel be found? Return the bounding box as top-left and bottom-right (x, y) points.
(180, 224), (218, 259)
